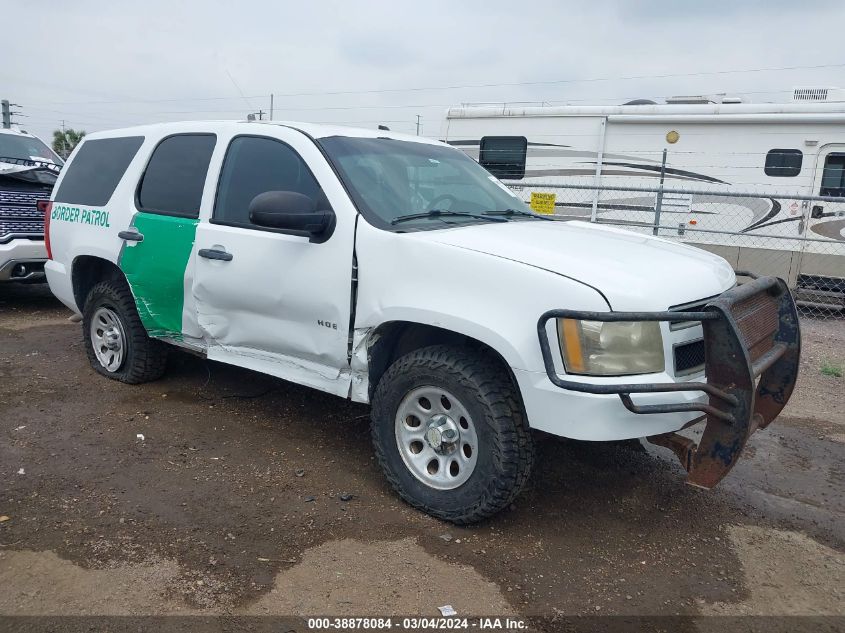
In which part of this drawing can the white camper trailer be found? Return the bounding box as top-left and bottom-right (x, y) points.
(443, 89), (845, 310)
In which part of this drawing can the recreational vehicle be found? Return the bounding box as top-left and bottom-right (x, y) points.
(443, 89), (845, 310)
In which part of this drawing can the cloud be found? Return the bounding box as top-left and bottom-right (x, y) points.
(338, 31), (416, 69)
(3, 0), (844, 140)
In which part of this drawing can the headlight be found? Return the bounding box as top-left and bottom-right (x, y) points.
(557, 319), (665, 376)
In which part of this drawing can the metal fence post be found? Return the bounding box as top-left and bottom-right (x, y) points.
(589, 117), (608, 222)
(653, 148), (667, 236)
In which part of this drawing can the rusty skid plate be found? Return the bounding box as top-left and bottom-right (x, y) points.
(648, 276), (801, 489)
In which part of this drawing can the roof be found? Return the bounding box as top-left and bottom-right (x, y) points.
(447, 101), (845, 121)
(83, 120), (444, 146)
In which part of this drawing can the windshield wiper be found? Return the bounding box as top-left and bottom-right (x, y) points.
(483, 208), (553, 221)
(391, 209), (509, 226)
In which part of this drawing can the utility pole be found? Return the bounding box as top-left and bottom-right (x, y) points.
(415, 115), (421, 136)
(2, 101), (24, 129)
(270, 94), (274, 121)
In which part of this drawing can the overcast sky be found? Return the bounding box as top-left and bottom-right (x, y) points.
(4, 0), (845, 141)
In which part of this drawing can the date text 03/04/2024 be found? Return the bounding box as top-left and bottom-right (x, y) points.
(306, 616), (528, 630)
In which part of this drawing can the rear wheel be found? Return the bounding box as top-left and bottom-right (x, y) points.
(371, 345), (534, 524)
(82, 279), (168, 384)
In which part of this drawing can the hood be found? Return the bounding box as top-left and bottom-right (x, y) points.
(0, 161), (59, 187)
(416, 220), (735, 311)
(0, 159), (60, 188)
(0, 163), (40, 176)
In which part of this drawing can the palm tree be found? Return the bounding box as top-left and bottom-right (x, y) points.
(52, 128), (86, 159)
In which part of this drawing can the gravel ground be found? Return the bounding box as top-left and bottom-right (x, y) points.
(0, 284), (843, 630)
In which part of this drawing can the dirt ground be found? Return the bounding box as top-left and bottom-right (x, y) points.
(1, 284), (843, 629)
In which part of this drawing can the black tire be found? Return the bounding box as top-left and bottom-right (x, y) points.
(371, 345), (534, 524)
(82, 278), (168, 384)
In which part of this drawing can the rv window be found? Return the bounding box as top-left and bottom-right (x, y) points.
(820, 153), (845, 197)
(479, 136), (527, 180)
(764, 149), (802, 177)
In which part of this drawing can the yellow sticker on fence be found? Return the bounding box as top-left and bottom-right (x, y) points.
(530, 192), (556, 215)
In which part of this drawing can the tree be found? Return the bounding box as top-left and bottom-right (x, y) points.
(52, 128), (86, 159)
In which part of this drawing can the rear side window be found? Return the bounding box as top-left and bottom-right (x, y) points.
(820, 153), (845, 197)
(137, 134), (216, 218)
(764, 149), (803, 177)
(213, 135), (325, 228)
(479, 136), (527, 180)
(54, 136), (144, 206)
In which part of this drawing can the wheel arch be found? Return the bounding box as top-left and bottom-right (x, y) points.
(71, 255), (127, 311)
(365, 320), (521, 403)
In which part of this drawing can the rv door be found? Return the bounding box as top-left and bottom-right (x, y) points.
(809, 145), (845, 237)
(798, 145), (845, 297)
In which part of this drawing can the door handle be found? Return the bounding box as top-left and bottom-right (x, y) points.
(118, 229), (144, 242)
(198, 248), (233, 262)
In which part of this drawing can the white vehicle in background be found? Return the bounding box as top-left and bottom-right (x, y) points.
(443, 88), (845, 310)
(46, 120), (799, 523)
(0, 128), (63, 282)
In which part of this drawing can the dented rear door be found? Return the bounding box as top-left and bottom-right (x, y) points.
(119, 134), (217, 339)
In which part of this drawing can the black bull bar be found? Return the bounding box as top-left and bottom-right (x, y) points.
(537, 275), (801, 489)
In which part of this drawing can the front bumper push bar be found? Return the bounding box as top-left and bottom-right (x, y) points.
(537, 275), (801, 489)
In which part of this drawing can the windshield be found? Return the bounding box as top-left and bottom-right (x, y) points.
(318, 136), (532, 230)
(0, 133), (64, 167)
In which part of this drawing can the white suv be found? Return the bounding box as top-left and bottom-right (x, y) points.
(45, 121), (800, 522)
(0, 128), (63, 282)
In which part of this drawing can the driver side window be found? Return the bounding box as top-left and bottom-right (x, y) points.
(214, 135), (327, 228)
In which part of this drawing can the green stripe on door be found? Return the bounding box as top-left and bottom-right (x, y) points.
(119, 212), (198, 339)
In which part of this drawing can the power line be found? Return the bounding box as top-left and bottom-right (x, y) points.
(21, 61), (845, 107)
(265, 62), (845, 98)
(18, 79), (845, 138)
(21, 85), (802, 122)
(224, 68), (256, 112)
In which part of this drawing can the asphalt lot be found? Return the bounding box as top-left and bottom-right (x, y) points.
(1, 283), (843, 628)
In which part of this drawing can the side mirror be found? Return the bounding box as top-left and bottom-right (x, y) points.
(248, 191), (335, 240)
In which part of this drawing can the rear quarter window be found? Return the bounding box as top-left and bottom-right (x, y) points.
(54, 137), (145, 206)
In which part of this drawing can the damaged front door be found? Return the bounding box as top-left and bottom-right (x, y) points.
(191, 131), (354, 397)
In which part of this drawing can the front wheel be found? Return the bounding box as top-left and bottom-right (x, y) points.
(371, 345), (534, 524)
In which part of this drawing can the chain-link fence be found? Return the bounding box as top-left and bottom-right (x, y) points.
(501, 180), (845, 320)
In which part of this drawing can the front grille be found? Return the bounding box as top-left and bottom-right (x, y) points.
(0, 190), (44, 206)
(0, 188), (46, 241)
(674, 339), (705, 375)
(730, 292), (778, 363)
